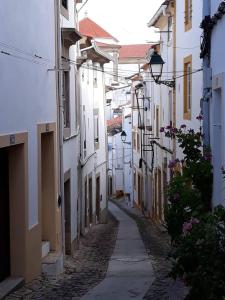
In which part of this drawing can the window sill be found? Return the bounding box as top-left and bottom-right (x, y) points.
(64, 127), (71, 139)
(61, 5), (69, 20)
(184, 22), (192, 32)
(183, 112), (191, 120)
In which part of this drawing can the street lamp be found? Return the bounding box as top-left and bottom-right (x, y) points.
(149, 50), (175, 88)
(121, 130), (127, 142)
(120, 130), (131, 145)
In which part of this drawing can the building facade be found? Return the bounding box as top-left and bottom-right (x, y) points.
(0, 0), (82, 285)
(201, 0), (225, 207)
(0, 0), (61, 283)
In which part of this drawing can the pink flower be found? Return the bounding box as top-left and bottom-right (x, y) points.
(172, 127), (178, 133)
(183, 218), (200, 235)
(160, 127), (165, 133)
(191, 217), (200, 225)
(183, 222), (193, 235)
(166, 125), (172, 130)
(168, 160), (176, 169)
(180, 124), (186, 129)
(196, 114), (203, 121)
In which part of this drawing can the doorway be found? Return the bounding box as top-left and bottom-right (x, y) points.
(88, 176), (93, 225)
(84, 178), (88, 228)
(96, 176), (101, 223)
(64, 177), (71, 255)
(41, 132), (55, 251)
(0, 148), (10, 282)
(0, 138), (27, 281)
(158, 169), (162, 220)
(138, 174), (142, 207)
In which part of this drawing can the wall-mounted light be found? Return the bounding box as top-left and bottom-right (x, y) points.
(121, 130), (127, 142)
(149, 50), (175, 88)
(120, 130), (131, 145)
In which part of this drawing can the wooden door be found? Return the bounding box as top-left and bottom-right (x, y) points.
(88, 177), (93, 225)
(96, 176), (101, 223)
(138, 174), (142, 206)
(64, 178), (71, 254)
(84, 179), (88, 228)
(158, 169), (162, 220)
(0, 148), (10, 282)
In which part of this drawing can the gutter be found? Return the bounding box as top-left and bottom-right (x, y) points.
(55, 0), (65, 258)
(148, 5), (167, 27)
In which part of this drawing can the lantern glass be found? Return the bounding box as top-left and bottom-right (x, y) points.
(121, 131), (127, 142)
(150, 63), (163, 79)
(149, 51), (165, 80)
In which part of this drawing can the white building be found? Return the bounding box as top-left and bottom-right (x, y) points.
(0, 0), (60, 284)
(0, 0), (82, 286)
(77, 33), (112, 230)
(201, 0), (225, 207)
(61, 0), (82, 257)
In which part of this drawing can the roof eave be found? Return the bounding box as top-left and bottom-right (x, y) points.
(147, 5), (167, 28)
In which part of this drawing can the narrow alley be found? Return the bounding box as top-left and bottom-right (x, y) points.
(1, 0), (225, 299)
(6, 200), (188, 300)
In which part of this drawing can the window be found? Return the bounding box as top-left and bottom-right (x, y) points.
(137, 132), (140, 152)
(83, 112), (87, 158)
(168, 91), (173, 126)
(94, 109), (99, 149)
(93, 63), (98, 88)
(62, 0), (68, 9)
(63, 71), (70, 129)
(185, 0), (192, 31)
(132, 131), (136, 150)
(168, 16), (173, 42)
(183, 55), (192, 119)
(134, 168), (136, 190)
(156, 107), (159, 137)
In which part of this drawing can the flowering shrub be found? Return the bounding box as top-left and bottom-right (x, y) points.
(162, 123), (225, 299)
(170, 207), (225, 300)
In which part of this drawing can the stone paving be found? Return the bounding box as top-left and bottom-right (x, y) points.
(81, 202), (154, 300)
(6, 212), (119, 300)
(112, 198), (189, 300)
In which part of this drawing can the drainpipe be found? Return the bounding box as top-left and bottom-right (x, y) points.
(202, 0), (211, 147)
(55, 0), (65, 258)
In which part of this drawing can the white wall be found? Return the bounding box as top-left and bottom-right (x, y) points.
(209, 0), (225, 206)
(0, 0), (56, 228)
(61, 0), (80, 243)
(80, 57), (108, 227)
(176, 0), (203, 156)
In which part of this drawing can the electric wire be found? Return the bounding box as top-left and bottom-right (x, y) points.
(0, 46), (203, 83)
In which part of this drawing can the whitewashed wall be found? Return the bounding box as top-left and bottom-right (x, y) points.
(209, 0), (225, 206)
(175, 0), (203, 158)
(61, 0), (80, 244)
(0, 0), (56, 228)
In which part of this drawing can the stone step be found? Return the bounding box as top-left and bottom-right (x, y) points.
(42, 241), (50, 258)
(0, 277), (24, 299)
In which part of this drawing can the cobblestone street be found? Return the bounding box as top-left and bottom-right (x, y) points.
(5, 199), (189, 300)
(6, 213), (119, 300)
(112, 198), (188, 300)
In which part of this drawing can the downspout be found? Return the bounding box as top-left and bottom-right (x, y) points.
(55, 0), (65, 257)
(172, 0), (176, 158)
(202, 0), (211, 147)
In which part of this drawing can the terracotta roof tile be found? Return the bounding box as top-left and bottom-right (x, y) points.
(79, 17), (118, 42)
(107, 116), (122, 127)
(119, 44), (152, 59)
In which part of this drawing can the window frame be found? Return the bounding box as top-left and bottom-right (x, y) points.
(62, 70), (71, 137)
(184, 0), (192, 31)
(61, 0), (69, 20)
(183, 55), (192, 120)
(93, 109), (99, 150)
